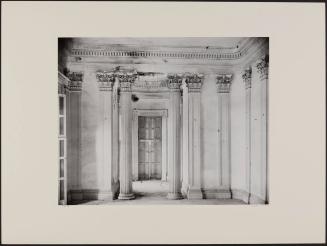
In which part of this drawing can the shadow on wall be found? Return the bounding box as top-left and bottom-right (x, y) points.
(58, 38), (74, 75)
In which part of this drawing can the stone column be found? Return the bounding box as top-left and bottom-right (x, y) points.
(117, 72), (137, 200)
(242, 68), (252, 203)
(256, 55), (269, 203)
(186, 74), (204, 199)
(112, 77), (120, 192)
(67, 72), (83, 201)
(181, 78), (189, 195)
(167, 74), (183, 200)
(216, 74), (232, 196)
(96, 72), (116, 200)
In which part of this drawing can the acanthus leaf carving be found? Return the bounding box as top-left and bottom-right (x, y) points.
(216, 74), (233, 93)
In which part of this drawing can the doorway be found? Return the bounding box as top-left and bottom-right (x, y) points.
(138, 116), (162, 180)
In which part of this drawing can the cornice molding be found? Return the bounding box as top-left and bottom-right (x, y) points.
(256, 54), (269, 80)
(242, 67), (252, 89)
(69, 39), (258, 62)
(216, 74), (233, 93)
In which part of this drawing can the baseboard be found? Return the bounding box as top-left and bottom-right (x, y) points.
(249, 193), (266, 204)
(201, 189), (232, 199)
(231, 189), (266, 204)
(231, 189), (250, 204)
(69, 186), (119, 202)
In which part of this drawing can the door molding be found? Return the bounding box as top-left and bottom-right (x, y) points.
(132, 109), (168, 181)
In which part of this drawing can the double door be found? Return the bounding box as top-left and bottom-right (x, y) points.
(138, 116), (162, 180)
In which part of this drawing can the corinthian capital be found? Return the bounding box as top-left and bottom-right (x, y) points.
(242, 68), (252, 89)
(67, 71), (83, 91)
(256, 54), (269, 80)
(167, 74), (183, 90)
(96, 71), (115, 91)
(117, 72), (138, 92)
(185, 73), (204, 92)
(216, 74), (232, 93)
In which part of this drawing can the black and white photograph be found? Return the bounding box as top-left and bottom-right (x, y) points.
(2, 1), (325, 244)
(58, 37), (269, 205)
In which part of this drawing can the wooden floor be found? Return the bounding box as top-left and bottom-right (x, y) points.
(70, 181), (246, 205)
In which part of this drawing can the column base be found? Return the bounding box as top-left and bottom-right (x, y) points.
(118, 193), (135, 200)
(181, 182), (189, 196)
(167, 192), (183, 200)
(187, 188), (203, 200)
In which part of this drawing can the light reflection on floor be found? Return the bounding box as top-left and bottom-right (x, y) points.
(69, 181), (246, 205)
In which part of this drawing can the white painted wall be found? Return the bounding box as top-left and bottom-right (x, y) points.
(230, 70), (246, 191)
(201, 74), (219, 189)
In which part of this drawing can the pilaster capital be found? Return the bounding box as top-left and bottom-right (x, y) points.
(96, 72), (115, 91)
(242, 67), (252, 89)
(117, 72), (138, 92)
(185, 73), (204, 92)
(167, 74), (183, 91)
(67, 71), (83, 91)
(256, 54), (269, 80)
(216, 74), (232, 93)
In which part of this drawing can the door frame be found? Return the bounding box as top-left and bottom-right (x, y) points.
(132, 109), (168, 181)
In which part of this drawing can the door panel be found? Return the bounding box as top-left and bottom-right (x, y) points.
(138, 116), (162, 180)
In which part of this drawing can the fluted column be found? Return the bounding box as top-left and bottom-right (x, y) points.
(256, 55), (269, 203)
(96, 72), (115, 200)
(112, 77), (120, 191)
(242, 68), (252, 203)
(118, 72), (137, 200)
(67, 72), (83, 200)
(186, 74), (203, 199)
(181, 79), (189, 195)
(216, 74), (232, 195)
(167, 74), (183, 200)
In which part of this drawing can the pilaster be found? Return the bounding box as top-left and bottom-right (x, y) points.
(167, 74), (183, 200)
(256, 54), (269, 203)
(185, 74), (204, 199)
(242, 67), (252, 204)
(216, 74), (232, 196)
(67, 72), (83, 190)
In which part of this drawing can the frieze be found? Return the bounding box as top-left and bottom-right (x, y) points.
(256, 54), (269, 80)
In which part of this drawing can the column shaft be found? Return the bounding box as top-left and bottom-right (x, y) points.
(167, 75), (183, 199)
(187, 91), (203, 199)
(243, 68), (252, 204)
(216, 74), (232, 197)
(181, 80), (189, 195)
(118, 74), (136, 200)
